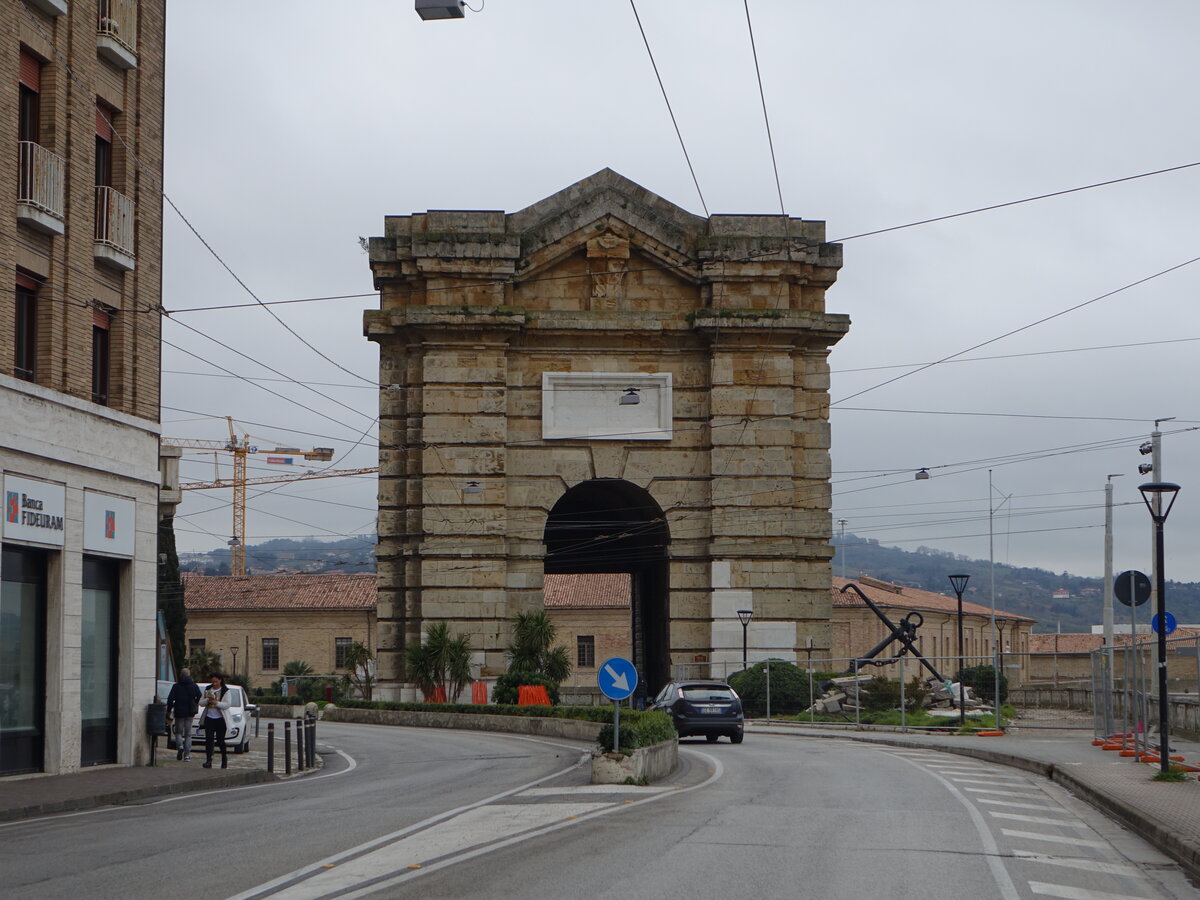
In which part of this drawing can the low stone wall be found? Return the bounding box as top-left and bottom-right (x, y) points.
(591, 739), (678, 784)
(321, 705), (604, 743)
(255, 704), (307, 720)
(1011, 687), (1200, 738)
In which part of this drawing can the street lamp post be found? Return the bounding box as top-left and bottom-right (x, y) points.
(949, 574), (970, 730)
(737, 609), (754, 671)
(1138, 481), (1181, 776)
(230, 645), (238, 679)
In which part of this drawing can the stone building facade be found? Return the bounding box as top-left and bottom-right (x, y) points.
(0, 1), (165, 776)
(182, 573), (376, 688)
(365, 170), (848, 699)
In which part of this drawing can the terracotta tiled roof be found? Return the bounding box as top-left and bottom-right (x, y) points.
(1028, 628), (1200, 654)
(833, 575), (1035, 623)
(183, 572), (376, 611)
(543, 573), (631, 609)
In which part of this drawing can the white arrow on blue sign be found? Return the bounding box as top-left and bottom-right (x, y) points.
(597, 656), (638, 701)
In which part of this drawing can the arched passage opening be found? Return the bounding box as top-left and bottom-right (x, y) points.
(543, 479), (670, 694)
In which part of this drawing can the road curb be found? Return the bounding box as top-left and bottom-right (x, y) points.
(0, 769), (277, 823)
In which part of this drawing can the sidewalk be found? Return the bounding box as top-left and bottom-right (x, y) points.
(749, 715), (1200, 883)
(0, 734), (286, 824)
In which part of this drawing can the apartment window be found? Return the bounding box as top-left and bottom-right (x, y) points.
(14, 276), (38, 381)
(334, 637), (353, 669)
(19, 50), (41, 143)
(187, 638), (205, 654)
(576, 635), (595, 669)
(95, 105), (117, 188)
(91, 307), (110, 405)
(262, 637), (279, 670)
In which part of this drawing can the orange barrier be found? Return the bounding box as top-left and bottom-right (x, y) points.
(1102, 743), (1124, 751)
(427, 685), (447, 703)
(517, 684), (551, 706)
(977, 730), (1004, 737)
(1091, 739), (1107, 746)
(471, 681), (488, 705)
(1119, 750), (1138, 757)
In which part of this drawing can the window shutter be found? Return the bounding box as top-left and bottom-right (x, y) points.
(96, 106), (114, 141)
(16, 273), (40, 291)
(19, 50), (41, 91)
(92, 307), (111, 329)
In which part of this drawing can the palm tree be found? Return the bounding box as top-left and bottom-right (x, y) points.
(507, 611), (572, 682)
(185, 647), (222, 681)
(406, 623), (473, 702)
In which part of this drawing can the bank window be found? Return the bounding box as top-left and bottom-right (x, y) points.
(577, 635), (595, 668)
(334, 637), (352, 669)
(262, 637), (279, 670)
(1, 545), (47, 776)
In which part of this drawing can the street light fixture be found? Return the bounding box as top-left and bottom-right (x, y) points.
(737, 609), (753, 671)
(415, 0), (465, 19)
(1138, 480), (1181, 775)
(948, 574), (970, 729)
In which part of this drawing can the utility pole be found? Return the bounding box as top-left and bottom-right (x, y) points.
(837, 519), (848, 579)
(1102, 473), (1123, 737)
(1143, 418), (1174, 622)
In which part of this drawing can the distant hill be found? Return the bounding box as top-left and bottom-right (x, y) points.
(179, 536), (375, 576)
(833, 535), (1200, 633)
(179, 532), (1199, 634)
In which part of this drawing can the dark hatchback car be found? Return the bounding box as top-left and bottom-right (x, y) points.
(651, 680), (744, 743)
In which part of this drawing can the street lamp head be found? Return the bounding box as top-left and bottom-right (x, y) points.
(737, 609), (754, 627)
(1138, 481), (1181, 521)
(914, 468), (931, 480)
(415, 0), (465, 19)
(948, 573), (970, 596)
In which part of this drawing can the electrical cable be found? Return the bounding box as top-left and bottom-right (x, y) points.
(742, 0), (785, 216)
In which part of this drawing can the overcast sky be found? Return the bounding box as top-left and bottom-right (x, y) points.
(162, 1), (1200, 588)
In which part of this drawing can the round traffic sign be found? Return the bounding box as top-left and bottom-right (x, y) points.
(1114, 570), (1151, 608)
(1152, 612), (1177, 636)
(597, 657), (638, 701)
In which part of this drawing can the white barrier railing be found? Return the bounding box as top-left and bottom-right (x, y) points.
(17, 141), (65, 219)
(97, 0), (137, 54)
(95, 185), (135, 257)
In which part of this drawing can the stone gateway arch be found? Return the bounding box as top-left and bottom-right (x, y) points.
(365, 169), (848, 701)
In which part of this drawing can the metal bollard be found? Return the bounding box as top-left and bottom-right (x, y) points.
(267, 723), (275, 774)
(284, 721), (292, 775)
(306, 716), (316, 768)
(295, 718), (305, 771)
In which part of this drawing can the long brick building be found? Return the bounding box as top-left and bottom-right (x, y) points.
(1, 0), (165, 776)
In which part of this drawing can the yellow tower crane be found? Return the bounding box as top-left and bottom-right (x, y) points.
(162, 417), (349, 576)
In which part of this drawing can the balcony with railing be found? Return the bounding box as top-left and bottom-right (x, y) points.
(17, 141), (66, 235)
(94, 185), (135, 271)
(96, 0), (138, 69)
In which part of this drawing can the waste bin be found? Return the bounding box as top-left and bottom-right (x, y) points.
(146, 700), (168, 737)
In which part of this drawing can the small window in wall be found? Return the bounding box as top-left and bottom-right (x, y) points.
(95, 105), (114, 187)
(188, 638), (206, 654)
(577, 635), (595, 668)
(91, 307), (111, 405)
(334, 637), (352, 669)
(19, 50), (41, 144)
(14, 276), (39, 382)
(262, 638), (279, 670)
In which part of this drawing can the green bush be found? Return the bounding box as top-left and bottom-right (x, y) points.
(728, 660), (812, 716)
(596, 710), (676, 753)
(955, 665), (1008, 706)
(491, 671), (561, 706)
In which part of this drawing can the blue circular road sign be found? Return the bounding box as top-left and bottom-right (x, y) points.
(1152, 612), (1178, 636)
(597, 657), (638, 701)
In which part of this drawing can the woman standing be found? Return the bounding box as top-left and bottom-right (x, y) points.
(199, 672), (231, 769)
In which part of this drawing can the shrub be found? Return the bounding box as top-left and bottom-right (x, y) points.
(596, 710), (675, 753)
(491, 671), (561, 706)
(728, 660), (812, 716)
(955, 665), (1008, 706)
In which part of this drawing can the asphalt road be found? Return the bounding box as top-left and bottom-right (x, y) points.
(2, 725), (1195, 899)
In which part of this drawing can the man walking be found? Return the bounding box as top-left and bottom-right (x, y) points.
(166, 667), (202, 761)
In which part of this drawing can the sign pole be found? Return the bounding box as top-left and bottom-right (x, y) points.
(614, 700), (620, 754)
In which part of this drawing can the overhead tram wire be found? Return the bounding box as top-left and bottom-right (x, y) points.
(629, 0), (709, 217)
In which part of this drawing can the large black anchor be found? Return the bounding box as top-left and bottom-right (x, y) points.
(840, 582), (945, 683)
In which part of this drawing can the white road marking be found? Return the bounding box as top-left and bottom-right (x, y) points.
(270, 802), (614, 900)
(520, 785), (675, 796)
(977, 798), (1065, 812)
(964, 787), (1045, 797)
(1010, 851), (1139, 877)
(952, 776), (1033, 786)
(892, 756), (1020, 900)
(989, 812), (1091, 827)
(233, 747), (724, 899)
(1029, 881), (1151, 899)
(1001, 830), (1108, 848)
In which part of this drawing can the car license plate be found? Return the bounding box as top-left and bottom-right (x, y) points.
(700, 706), (721, 714)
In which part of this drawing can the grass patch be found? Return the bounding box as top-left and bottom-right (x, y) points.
(1152, 769), (1189, 782)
